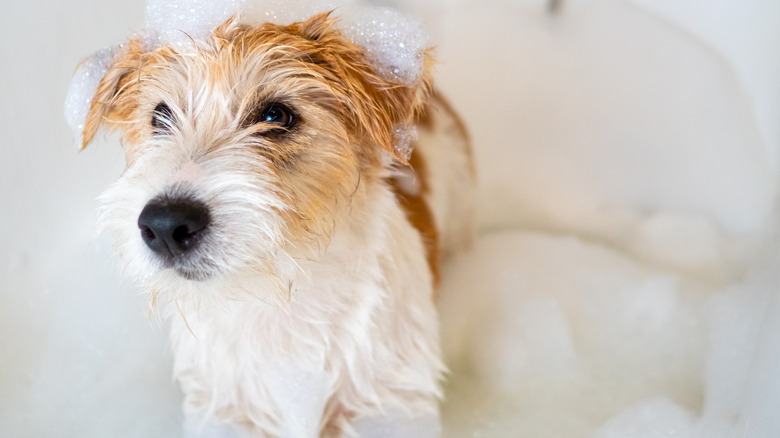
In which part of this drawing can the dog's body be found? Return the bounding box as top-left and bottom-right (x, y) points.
(79, 13), (473, 437)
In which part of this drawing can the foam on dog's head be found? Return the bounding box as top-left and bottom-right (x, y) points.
(142, 0), (429, 82)
(337, 6), (429, 84)
(64, 45), (121, 149)
(144, 0), (246, 49)
(65, 0), (430, 153)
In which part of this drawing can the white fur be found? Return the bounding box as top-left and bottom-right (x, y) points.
(99, 148), (448, 437)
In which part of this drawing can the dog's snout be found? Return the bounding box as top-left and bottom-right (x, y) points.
(137, 198), (210, 258)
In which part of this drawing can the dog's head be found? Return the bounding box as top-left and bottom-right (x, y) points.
(84, 13), (431, 305)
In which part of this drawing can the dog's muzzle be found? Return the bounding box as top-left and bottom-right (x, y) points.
(137, 197), (210, 260)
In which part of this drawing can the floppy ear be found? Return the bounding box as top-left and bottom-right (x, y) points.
(79, 42), (144, 150)
(344, 49), (433, 164)
(290, 12), (433, 164)
(359, 57), (433, 164)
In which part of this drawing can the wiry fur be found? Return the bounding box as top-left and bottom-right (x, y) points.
(85, 13), (474, 438)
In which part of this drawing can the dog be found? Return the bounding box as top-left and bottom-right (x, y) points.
(77, 12), (474, 437)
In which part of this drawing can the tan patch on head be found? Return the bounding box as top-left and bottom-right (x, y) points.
(82, 13), (432, 161)
(80, 13), (436, 257)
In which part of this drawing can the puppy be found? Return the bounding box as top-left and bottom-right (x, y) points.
(79, 12), (474, 438)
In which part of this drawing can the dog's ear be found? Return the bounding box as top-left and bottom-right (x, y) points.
(290, 12), (433, 164)
(355, 58), (433, 164)
(80, 42), (144, 150)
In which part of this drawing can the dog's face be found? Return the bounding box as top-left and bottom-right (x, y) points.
(85, 14), (428, 305)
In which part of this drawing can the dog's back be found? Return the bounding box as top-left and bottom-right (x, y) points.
(391, 92), (476, 287)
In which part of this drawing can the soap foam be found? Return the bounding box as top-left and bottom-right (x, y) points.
(438, 231), (709, 437)
(144, 0), (246, 49)
(143, 0), (430, 83)
(338, 6), (429, 83)
(63, 45), (121, 149)
(241, 0), (343, 27)
(393, 124), (418, 162)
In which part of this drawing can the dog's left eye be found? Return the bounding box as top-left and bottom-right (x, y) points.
(248, 103), (296, 130)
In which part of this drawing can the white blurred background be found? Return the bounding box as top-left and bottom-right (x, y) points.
(2, 0), (780, 436)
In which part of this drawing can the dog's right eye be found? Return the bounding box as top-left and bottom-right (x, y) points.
(151, 103), (175, 133)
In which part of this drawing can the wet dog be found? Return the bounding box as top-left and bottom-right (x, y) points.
(79, 12), (474, 437)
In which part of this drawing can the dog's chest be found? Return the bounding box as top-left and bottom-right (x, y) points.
(257, 359), (333, 436)
(167, 191), (439, 436)
(168, 256), (395, 435)
(170, 298), (342, 436)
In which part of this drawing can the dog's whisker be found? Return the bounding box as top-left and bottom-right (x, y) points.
(175, 298), (197, 339)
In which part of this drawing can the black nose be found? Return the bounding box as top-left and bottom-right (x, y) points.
(137, 197), (210, 258)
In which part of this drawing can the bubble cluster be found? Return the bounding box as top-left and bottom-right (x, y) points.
(144, 0), (246, 49)
(142, 0), (429, 83)
(393, 124), (418, 162)
(63, 45), (121, 149)
(241, 0), (339, 27)
(339, 7), (428, 84)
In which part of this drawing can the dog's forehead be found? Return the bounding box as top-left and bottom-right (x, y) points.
(141, 30), (333, 100)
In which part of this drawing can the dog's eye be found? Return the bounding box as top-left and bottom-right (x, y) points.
(151, 102), (175, 133)
(255, 103), (296, 129)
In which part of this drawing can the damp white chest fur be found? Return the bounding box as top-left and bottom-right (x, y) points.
(171, 184), (444, 437)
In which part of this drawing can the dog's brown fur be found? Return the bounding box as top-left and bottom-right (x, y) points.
(83, 14), (443, 279)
